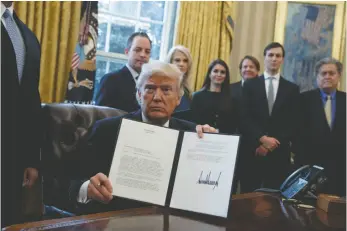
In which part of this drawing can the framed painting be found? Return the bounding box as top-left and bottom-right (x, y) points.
(274, 1), (345, 92)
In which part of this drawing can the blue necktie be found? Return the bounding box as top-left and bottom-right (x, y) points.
(3, 9), (25, 82)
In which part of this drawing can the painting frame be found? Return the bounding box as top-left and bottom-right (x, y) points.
(274, 1), (345, 91)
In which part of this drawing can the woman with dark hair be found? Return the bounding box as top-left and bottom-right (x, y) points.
(191, 59), (237, 134)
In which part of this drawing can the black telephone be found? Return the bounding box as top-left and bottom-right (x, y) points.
(280, 165), (327, 200)
(255, 165), (328, 201)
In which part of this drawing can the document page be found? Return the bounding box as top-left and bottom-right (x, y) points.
(170, 132), (240, 217)
(108, 119), (179, 206)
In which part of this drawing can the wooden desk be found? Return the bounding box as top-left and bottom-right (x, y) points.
(4, 193), (346, 231)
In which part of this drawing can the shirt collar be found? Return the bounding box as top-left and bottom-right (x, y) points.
(141, 112), (169, 127)
(126, 63), (140, 80)
(241, 79), (245, 86)
(1, 2), (14, 19)
(319, 88), (336, 100)
(264, 71), (280, 81)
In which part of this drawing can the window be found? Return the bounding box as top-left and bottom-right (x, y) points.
(94, 0), (178, 100)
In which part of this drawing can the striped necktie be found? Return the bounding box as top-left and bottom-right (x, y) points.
(3, 9), (25, 82)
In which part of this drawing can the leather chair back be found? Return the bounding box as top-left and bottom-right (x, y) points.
(41, 103), (127, 211)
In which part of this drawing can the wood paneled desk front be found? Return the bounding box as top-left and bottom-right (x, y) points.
(3, 193), (346, 231)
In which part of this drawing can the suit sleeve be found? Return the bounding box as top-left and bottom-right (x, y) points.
(95, 74), (111, 106)
(25, 34), (42, 170)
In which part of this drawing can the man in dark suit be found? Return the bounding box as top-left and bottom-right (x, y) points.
(241, 42), (300, 190)
(295, 57), (346, 196)
(69, 61), (217, 214)
(230, 55), (260, 106)
(1, 2), (41, 227)
(230, 55), (260, 193)
(95, 32), (152, 112)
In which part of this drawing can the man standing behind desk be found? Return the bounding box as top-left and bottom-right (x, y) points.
(230, 55), (260, 193)
(295, 57), (346, 196)
(241, 42), (300, 190)
(69, 61), (217, 214)
(1, 1), (41, 227)
(95, 32), (151, 112)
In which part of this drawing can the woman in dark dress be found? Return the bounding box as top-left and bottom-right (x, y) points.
(191, 59), (237, 134)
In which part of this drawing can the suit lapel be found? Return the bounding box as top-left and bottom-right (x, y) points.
(271, 77), (287, 116)
(258, 75), (269, 116)
(313, 89), (331, 132)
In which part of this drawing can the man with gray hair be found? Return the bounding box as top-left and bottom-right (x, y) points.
(295, 57), (346, 196)
(69, 61), (218, 214)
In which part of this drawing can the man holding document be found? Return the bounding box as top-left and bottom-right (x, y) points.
(69, 61), (233, 215)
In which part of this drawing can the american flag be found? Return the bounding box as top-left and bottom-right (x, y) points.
(71, 52), (80, 69)
(301, 6), (332, 46)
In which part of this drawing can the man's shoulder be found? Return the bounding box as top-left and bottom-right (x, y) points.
(100, 66), (131, 83)
(170, 117), (196, 131)
(192, 89), (207, 99)
(301, 89), (319, 97)
(280, 76), (299, 89)
(93, 111), (139, 132)
(336, 90), (347, 98)
(230, 81), (241, 88)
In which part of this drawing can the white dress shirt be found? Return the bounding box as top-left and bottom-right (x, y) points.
(77, 116), (170, 204)
(264, 71), (280, 101)
(1, 3), (25, 56)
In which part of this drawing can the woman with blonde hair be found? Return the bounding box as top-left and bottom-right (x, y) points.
(165, 45), (193, 111)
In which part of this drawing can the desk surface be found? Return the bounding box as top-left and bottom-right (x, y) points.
(4, 193), (346, 231)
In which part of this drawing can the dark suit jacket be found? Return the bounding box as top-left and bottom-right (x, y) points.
(241, 75), (300, 163)
(191, 90), (238, 134)
(1, 12), (42, 226)
(69, 110), (197, 214)
(230, 81), (243, 103)
(95, 66), (140, 112)
(230, 81), (243, 131)
(295, 89), (346, 196)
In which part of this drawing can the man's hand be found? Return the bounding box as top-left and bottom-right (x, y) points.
(87, 173), (113, 204)
(23, 168), (39, 188)
(260, 136), (280, 150)
(255, 145), (269, 157)
(196, 124), (218, 138)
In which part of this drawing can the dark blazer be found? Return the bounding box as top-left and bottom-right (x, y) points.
(242, 75), (300, 147)
(95, 66), (140, 112)
(191, 90), (238, 134)
(230, 81), (243, 103)
(295, 89), (346, 196)
(69, 110), (197, 214)
(1, 13), (42, 226)
(241, 75), (300, 183)
(230, 81), (243, 130)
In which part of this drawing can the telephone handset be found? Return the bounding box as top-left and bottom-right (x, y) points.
(280, 165), (327, 200)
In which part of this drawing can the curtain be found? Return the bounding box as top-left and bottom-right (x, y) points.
(14, 1), (82, 103)
(175, 1), (237, 91)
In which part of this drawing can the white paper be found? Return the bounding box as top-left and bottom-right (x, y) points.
(108, 119), (179, 206)
(170, 132), (240, 217)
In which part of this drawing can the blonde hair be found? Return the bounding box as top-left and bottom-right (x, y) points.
(136, 61), (184, 105)
(165, 45), (193, 96)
